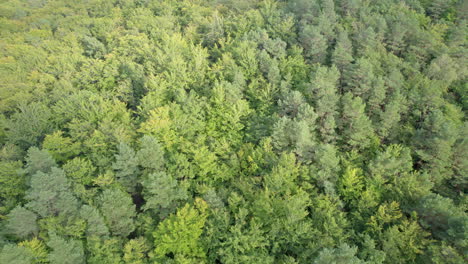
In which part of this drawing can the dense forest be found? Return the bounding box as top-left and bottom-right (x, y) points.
(0, 0), (466, 263)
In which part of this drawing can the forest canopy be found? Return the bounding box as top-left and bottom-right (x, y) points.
(0, 0), (467, 263)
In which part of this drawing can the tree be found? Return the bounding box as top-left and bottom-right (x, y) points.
(338, 167), (364, 204)
(427, 0), (452, 19)
(273, 92), (317, 160)
(337, 0), (362, 16)
(345, 57), (375, 99)
(18, 237), (48, 263)
(42, 131), (80, 163)
(6, 102), (53, 149)
(80, 205), (110, 238)
(141, 171), (187, 218)
(314, 243), (366, 264)
(381, 219), (430, 264)
(25, 167), (79, 218)
(86, 236), (123, 264)
(136, 135), (165, 172)
(368, 145), (412, 181)
(112, 142), (139, 193)
(377, 93), (403, 140)
(332, 27), (353, 80)
(24, 147), (57, 176)
(415, 194), (467, 250)
(310, 144), (340, 195)
(123, 238), (150, 264)
(153, 199), (208, 262)
(299, 25), (328, 64)
(62, 157), (97, 203)
(367, 76), (386, 118)
(310, 194), (350, 248)
(0, 160), (25, 215)
(98, 188), (136, 237)
(425, 54), (459, 90)
(0, 244), (34, 264)
(450, 123), (468, 192)
(413, 110), (458, 186)
(339, 93), (376, 150)
(47, 233), (85, 264)
(81, 35), (107, 59)
(308, 66), (340, 142)
(5, 206), (38, 239)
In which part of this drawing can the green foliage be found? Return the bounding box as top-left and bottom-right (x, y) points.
(25, 167), (80, 218)
(299, 25), (328, 64)
(0, 160), (25, 215)
(123, 238), (150, 264)
(80, 205), (110, 238)
(24, 147), (57, 176)
(310, 144), (340, 195)
(136, 135), (165, 172)
(310, 194), (350, 248)
(0, 0), (465, 262)
(339, 167), (364, 204)
(18, 237), (48, 264)
(413, 110), (458, 186)
(332, 27), (353, 74)
(308, 66), (340, 142)
(141, 171), (187, 218)
(42, 131), (81, 163)
(98, 188), (136, 237)
(381, 219), (431, 264)
(112, 142), (139, 193)
(314, 243), (366, 264)
(415, 194), (467, 249)
(86, 236), (123, 264)
(62, 157), (97, 203)
(47, 233), (85, 264)
(339, 93), (376, 150)
(5, 206), (38, 239)
(0, 244), (35, 264)
(153, 198), (208, 262)
(5, 102), (53, 149)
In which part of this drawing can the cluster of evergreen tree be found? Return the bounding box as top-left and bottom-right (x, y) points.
(0, 0), (466, 263)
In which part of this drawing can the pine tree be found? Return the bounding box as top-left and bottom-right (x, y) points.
(24, 147), (57, 176)
(80, 205), (110, 238)
(308, 66), (340, 142)
(332, 27), (353, 82)
(141, 171), (187, 218)
(314, 243), (366, 264)
(0, 160), (25, 214)
(5, 206), (38, 239)
(136, 135), (165, 172)
(346, 57), (375, 98)
(310, 143), (340, 195)
(413, 110), (458, 186)
(98, 188), (136, 237)
(339, 93), (376, 150)
(299, 25), (328, 64)
(0, 244), (34, 264)
(25, 167), (79, 218)
(47, 233), (85, 264)
(112, 142), (139, 193)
